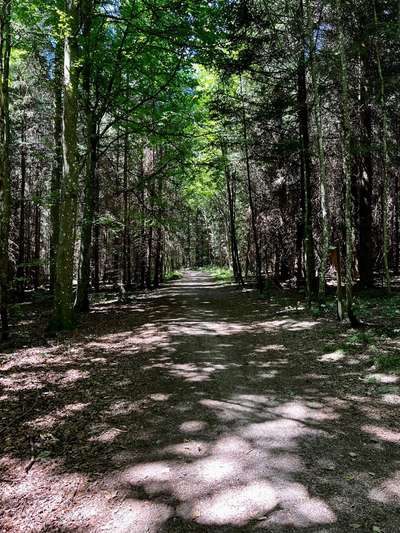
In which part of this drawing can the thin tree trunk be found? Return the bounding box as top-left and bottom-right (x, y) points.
(240, 76), (263, 291)
(122, 127), (131, 289)
(153, 226), (162, 288)
(33, 188), (41, 291)
(147, 220), (153, 289)
(17, 114), (26, 299)
(395, 173), (399, 274)
(139, 160), (146, 288)
(0, 0), (11, 341)
(75, 130), (97, 311)
(297, 0), (316, 305)
(50, 34), (63, 294)
(112, 130), (121, 283)
(92, 171), (100, 292)
(304, 0), (329, 303)
(373, 0), (390, 292)
(222, 142), (244, 287)
(75, 0), (97, 312)
(52, 0), (80, 330)
(358, 42), (374, 288)
(296, 155), (305, 287)
(153, 172), (163, 288)
(335, 0), (360, 327)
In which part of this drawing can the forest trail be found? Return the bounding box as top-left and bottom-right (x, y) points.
(1, 272), (399, 532)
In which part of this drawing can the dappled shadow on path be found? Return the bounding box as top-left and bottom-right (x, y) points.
(1, 272), (399, 532)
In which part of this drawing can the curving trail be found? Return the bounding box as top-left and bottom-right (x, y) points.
(1, 271), (399, 532)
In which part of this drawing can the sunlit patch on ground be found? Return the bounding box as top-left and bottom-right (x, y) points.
(366, 372), (400, 384)
(369, 471), (400, 504)
(28, 402), (90, 430)
(362, 424), (400, 443)
(381, 393), (400, 405)
(318, 349), (346, 362)
(179, 420), (207, 433)
(182, 481), (278, 526)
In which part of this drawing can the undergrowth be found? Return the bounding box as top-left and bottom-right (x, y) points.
(373, 353), (400, 371)
(164, 270), (183, 282)
(202, 266), (234, 283)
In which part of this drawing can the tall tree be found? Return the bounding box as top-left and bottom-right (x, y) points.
(240, 75), (264, 291)
(0, 0), (11, 341)
(335, 0), (359, 327)
(373, 0), (390, 293)
(75, 0), (95, 312)
(304, 0), (329, 303)
(297, 0), (316, 305)
(50, 36), (63, 294)
(52, 0), (80, 330)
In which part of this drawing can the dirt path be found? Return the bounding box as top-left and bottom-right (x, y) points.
(1, 271), (399, 532)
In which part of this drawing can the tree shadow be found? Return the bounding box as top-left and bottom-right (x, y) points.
(1, 273), (399, 531)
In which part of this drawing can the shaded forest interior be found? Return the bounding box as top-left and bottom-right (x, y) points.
(1, 2), (400, 531)
(0, 0), (400, 337)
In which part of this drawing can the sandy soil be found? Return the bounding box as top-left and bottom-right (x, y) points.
(0, 271), (399, 532)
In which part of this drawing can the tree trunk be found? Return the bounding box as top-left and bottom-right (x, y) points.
(296, 156), (305, 287)
(33, 191), (41, 291)
(358, 43), (374, 288)
(75, 0), (96, 312)
(50, 35), (63, 294)
(297, 0), (316, 305)
(92, 171), (100, 292)
(75, 129), (97, 311)
(17, 114), (26, 299)
(335, 0), (360, 327)
(146, 223), (153, 289)
(139, 163), (146, 288)
(240, 76), (263, 291)
(304, 0), (329, 304)
(52, 0), (80, 330)
(122, 128), (131, 289)
(373, 0), (390, 292)
(395, 173), (399, 275)
(0, 0), (11, 341)
(153, 172), (163, 289)
(222, 143), (244, 287)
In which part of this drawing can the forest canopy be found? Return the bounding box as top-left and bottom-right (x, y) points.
(2, 2), (400, 531)
(0, 0), (399, 337)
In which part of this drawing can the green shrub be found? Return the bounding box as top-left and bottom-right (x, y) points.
(374, 353), (400, 372)
(164, 271), (183, 282)
(203, 266), (234, 282)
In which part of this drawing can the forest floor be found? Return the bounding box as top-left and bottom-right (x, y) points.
(1, 271), (400, 532)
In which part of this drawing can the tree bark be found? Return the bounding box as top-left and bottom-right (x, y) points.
(33, 187), (41, 291)
(222, 142), (244, 287)
(304, 0), (329, 304)
(297, 0), (316, 305)
(75, 0), (96, 312)
(373, 0), (390, 292)
(358, 39), (374, 288)
(52, 0), (80, 330)
(17, 113), (26, 299)
(50, 35), (63, 294)
(240, 76), (263, 291)
(153, 171), (163, 289)
(335, 0), (360, 327)
(122, 127), (131, 289)
(0, 0), (11, 341)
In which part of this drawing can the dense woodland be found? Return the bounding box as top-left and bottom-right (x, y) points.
(2, 2), (400, 531)
(0, 0), (400, 339)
